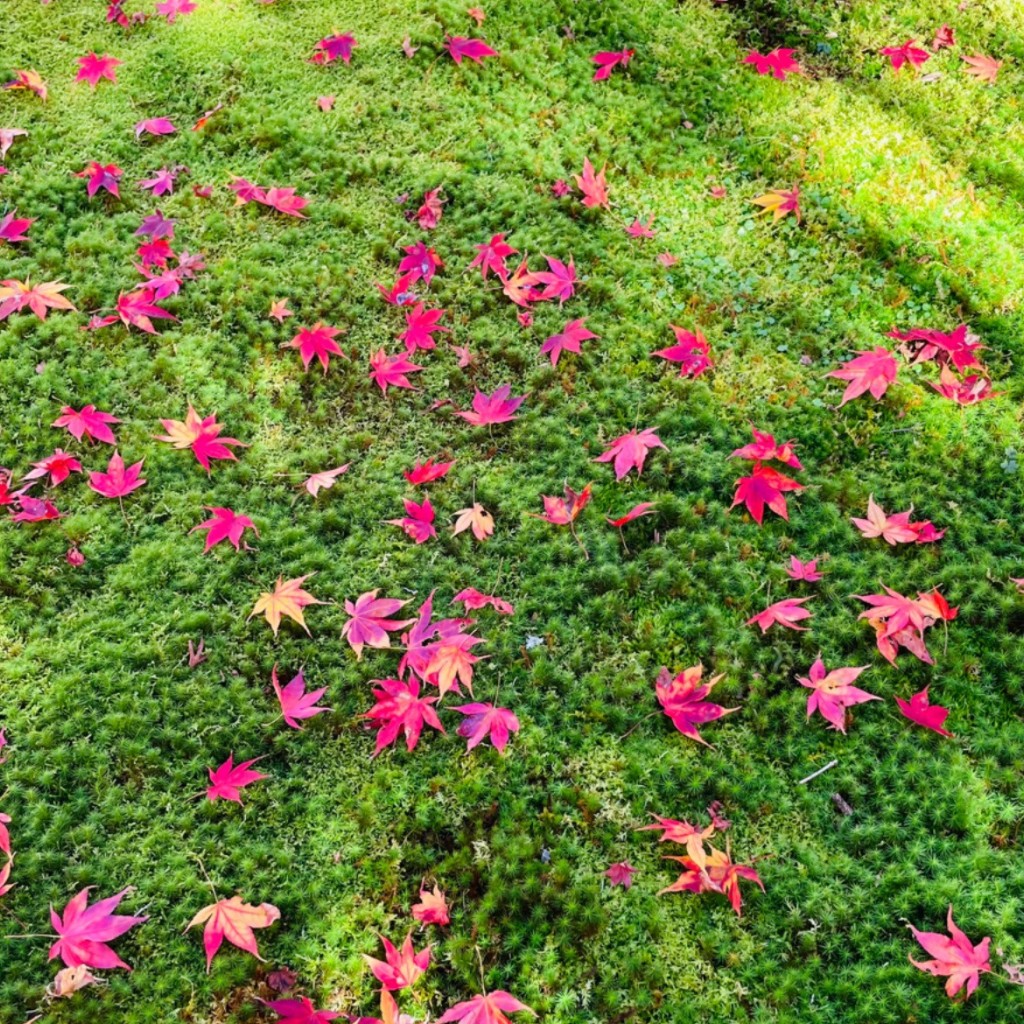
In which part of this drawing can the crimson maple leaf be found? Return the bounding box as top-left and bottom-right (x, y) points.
(652, 325), (713, 378)
(469, 233), (517, 280)
(533, 483), (592, 525)
(625, 216), (655, 239)
(541, 318), (597, 365)
(187, 896), (280, 972)
(10, 495), (61, 523)
(438, 992), (535, 1024)
(595, 427), (666, 480)
(452, 588), (513, 615)
(78, 162), (122, 198)
(24, 449), (82, 487)
(606, 501), (655, 528)
(747, 597), (813, 632)
(370, 350), (424, 393)
(411, 884), (449, 925)
(87, 452), (147, 499)
(0, 210), (34, 244)
(909, 906), (991, 999)
(730, 465), (804, 523)
(827, 347), (899, 406)
(364, 932), (430, 990)
(263, 187), (309, 218)
(272, 666), (330, 729)
(139, 168), (178, 197)
(456, 385), (525, 426)
(365, 678), (444, 756)
(929, 367), (998, 406)
(259, 996), (341, 1023)
(730, 427), (802, 469)
(76, 53), (121, 89)
(191, 507), (257, 552)
(856, 586), (928, 639)
(446, 36), (498, 64)
(593, 48), (634, 81)
(289, 322), (346, 372)
(452, 704), (520, 753)
(605, 862), (638, 887)
(49, 887), (147, 971)
(342, 590), (413, 658)
(311, 33), (357, 64)
(797, 656), (878, 732)
(116, 288), (177, 334)
(376, 271), (419, 306)
(744, 48), (802, 80)
(0, 279), (76, 321)
(135, 117), (177, 138)
(636, 814), (717, 873)
(156, 406), (246, 472)
(388, 496), (436, 543)
(659, 844), (764, 916)
(398, 241), (443, 283)
(400, 304), (449, 352)
(405, 457), (455, 485)
(655, 665), (738, 746)
(882, 40), (931, 71)
(206, 754), (268, 804)
(574, 158), (610, 209)
(531, 254), (576, 304)
(895, 687), (952, 738)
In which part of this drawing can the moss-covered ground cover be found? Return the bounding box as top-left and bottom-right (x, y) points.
(3, 1), (1024, 1021)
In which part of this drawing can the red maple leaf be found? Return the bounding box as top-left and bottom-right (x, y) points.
(156, 406), (246, 473)
(404, 457), (455, 485)
(289, 322), (346, 372)
(398, 241), (444, 283)
(453, 702), (520, 752)
(190, 507), (257, 552)
(606, 501), (655, 528)
(530, 254), (576, 304)
(540, 318), (597, 365)
(595, 427), (666, 480)
(78, 162), (122, 198)
(456, 385), (525, 426)
(116, 288), (177, 334)
(533, 483), (592, 525)
(259, 996), (341, 1023)
(501, 258), (542, 307)
(187, 896), (279, 971)
(311, 33), (357, 65)
(376, 271), (419, 306)
(341, 590), (413, 658)
(909, 906), (991, 999)
(659, 844), (764, 916)
(271, 666), (330, 730)
(135, 117), (177, 138)
(928, 367), (999, 406)
(0, 279), (76, 321)
(744, 48), (802, 80)
(53, 405), (119, 444)
(369, 350), (424, 393)
(593, 48), (634, 81)
(76, 53), (122, 89)
(388, 496), (436, 543)
(24, 449), (82, 487)
(730, 464), (804, 523)
(364, 932), (431, 991)
(49, 888), (147, 970)
(87, 452), (146, 499)
(881, 40), (931, 71)
(446, 37), (498, 64)
(655, 665), (738, 746)
(747, 597), (813, 632)
(730, 427), (802, 469)
(365, 678), (444, 756)
(452, 588), (513, 615)
(786, 556), (823, 581)
(827, 347), (899, 406)
(10, 495), (61, 523)
(895, 687), (952, 738)
(411, 884), (449, 925)
(469, 232), (517, 281)
(574, 158), (610, 209)
(263, 187), (309, 218)
(438, 992), (535, 1024)
(205, 754), (268, 804)
(652, 326), (713, 378)
(401, 304), (449, 352)
(416, 187), (444, 229)
(605, 862), (638, 887)
(0, 209), (34, 244)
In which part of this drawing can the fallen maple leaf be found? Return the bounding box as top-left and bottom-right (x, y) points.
(5, 69), (48, 101)
(49, 888), (147, 971)
(304, 464), (349, 497)
(605, 862), (638, 888)
(786, 556), (822, 582)
(730, 465), (804, 524)
(24, 450), (82, 487)
(76, 53), (121, 89)
(469, 233), (517, 281)
(401, 304), (449, 352)
(933, 25), (956, 50)
(453, 503), (495, 541)
(852, 495), (943, 545)
(533, 483), (592, 525)
(962, 54), (1001, 84)
(269, 299), (292, 322)
(655, 665), (738, 746)
(744, 48), (802, 80)
(595, 427), (666, 480)
(135, 117), (177, 138)
(446, 36), (498, 64)
(0, 279), (76, 321)
(452, 588), (513, 615)
(138, 168), (179, 197)
(593, 48), (634, 81)
(405, 457), (455, 485)
(272, 666), (330, 729)
(260, 996), (341, 1023)
(155, 0), (196, 22)
(625, 216), (655, 239)
(116, 288), (177, 334)
(187, 896), (280, 972)
(156, 406), (246, 473)
(797, 656), (877, 733)
(342, 591), (413, 658)
(660, 844), (764, 916)
(48, 964), (99, 999)
(606, 502), (655, 528)
(747, 597), (813, 633)
(501, 258), (542, 307)
(437, 992), (535, 1024)
(909, 906), (990, 999)
(311, 33), (357, 65)
(882, 40), (931, 71)
(364, 932), (430, 991)
(896, 688), (952, 738)
(456, 385), (525, 426)
(10, 495), (61, 523)
(412, 884), (449, 925)
(206, 754), (268, 804)
(827, 347), (899, 406)
(399, 241), (444, 283)
(730, 427), (802, 469)
(388, 496), (436, 543)
(88, 452), (146, 499)
(0, 210), (34, 244)
(191, 507), (256, 552)
(929, 366), (999, 406)
(365, 678), (444, 756)
(652, 326), (713, 378)
(453, 702), (519, 752)
(531, 254), (576, 304)
(290, 322), (346, 373)
(78, 162), (123, 198)
(370, 350), (424, 394)
(249, 574), (324, 636)
(540, 317), (597, 365)
(752, 185), (801, 222)
(574, 158), (610, 209)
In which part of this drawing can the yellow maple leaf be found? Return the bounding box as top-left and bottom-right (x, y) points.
(752, 185), (801, 222)
(248, 574), (323, 636)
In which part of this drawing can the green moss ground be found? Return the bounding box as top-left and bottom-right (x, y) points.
(2, 0), (1024, 1020)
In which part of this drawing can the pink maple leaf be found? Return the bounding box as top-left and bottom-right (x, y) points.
(272, 666), (331, 730)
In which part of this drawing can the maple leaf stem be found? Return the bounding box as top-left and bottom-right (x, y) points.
(569, 522), (590, 560)
(3, 933), (51, 940)
(475, 944), (487, 991)
(617, 710), (659, 741)
(191, 853), (220, 901)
